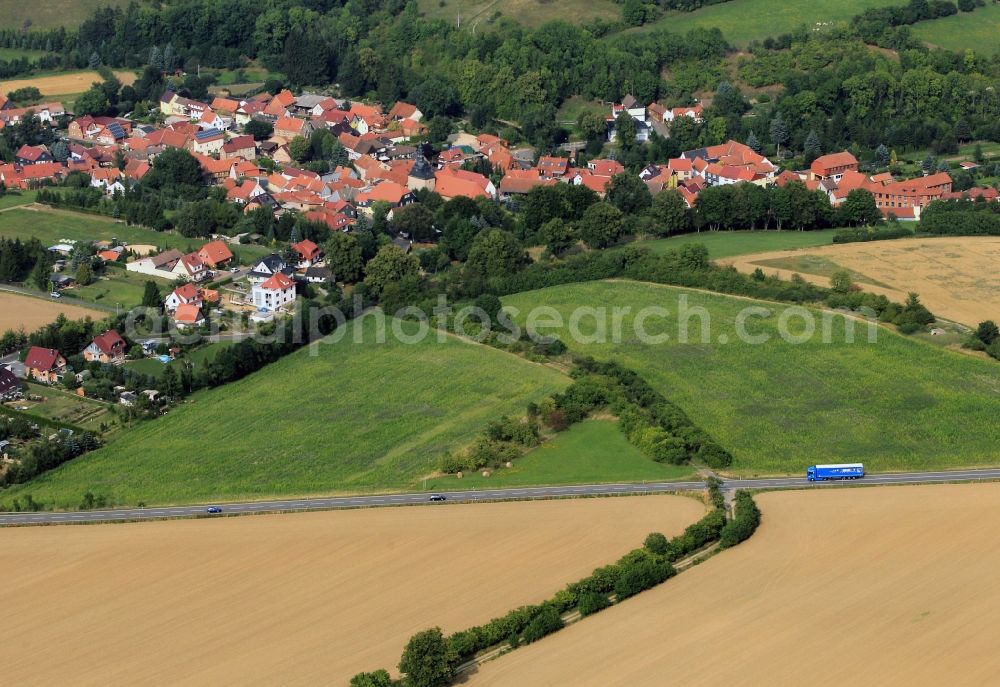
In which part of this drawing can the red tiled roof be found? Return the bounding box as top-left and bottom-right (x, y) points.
(261, 272), (295, 290)
(91, 330), (126, 356)
(25, 346), (62, 371)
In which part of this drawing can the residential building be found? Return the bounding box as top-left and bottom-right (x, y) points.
(251, 272), (297, 312)
(83, 330), (127, 364)
(810, 151), (860, 181)
(24, 346), (67, 383)
(197, 240), (234, 269)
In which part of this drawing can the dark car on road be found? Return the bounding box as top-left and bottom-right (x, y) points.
(428, 494), (447, 502)
(206, 506), (223, 514)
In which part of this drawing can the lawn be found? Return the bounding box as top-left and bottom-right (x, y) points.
(0, 190), (37, 210)
(635, 0), (901, 46)
(0, 48), (47, 61)
(424, 418), (695, 491)
(751, 254), (891, 288)
(3, 317), (570, 508)
(910, 3), (1000, 55)
(503, 280), (1000, 475)
(629, 229), (840, 260)
(70, 269), (174, 310)
(0, 207), (269, 264)
(0, 0), (127, 29)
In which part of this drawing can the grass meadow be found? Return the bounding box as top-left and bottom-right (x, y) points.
(910, 4), (1000, 55)
(1, 317), (570, 508)
(423, 418), (695, 490)
(633, 0), (901, 45)
(0, 0), (126, 29)
(503, 280), (1000, 475)
(629, 229), (841, 261)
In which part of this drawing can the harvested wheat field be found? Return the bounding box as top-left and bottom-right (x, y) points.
(723, 236), (1000, 325)
(0, 70), (135, 97)
(0, 496), (704, 686)
(0, 291), (103, 332)
(469, 484), (1000, 687)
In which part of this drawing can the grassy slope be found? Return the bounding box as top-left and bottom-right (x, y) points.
(0, 0), (126, 29)
(504, 280), (1000, 475)
(910, 4), (1000, 55)
(2, 317), (569, 508)
(0, 207), (269, 264)
(633, 0), (900, 45)
(424, 418), (694, 490)
(417, 0), (620, 28)
(630, 229), (840, 260)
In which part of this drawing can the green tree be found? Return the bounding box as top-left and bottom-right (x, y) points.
(769, 112), (789, 157)
(975, 320), (999, 345)
(578, 202), (624, 248)
(245, 119), (274, 141)
(398, 628), (455, 687)
(830, 269), (853, 294)
(803, 129), (822, 164)
(30, 258), (52, 291)
(323, 232), (364, 284)
(391, 204), (436, 243)
(75, 263), (92, 286)
(363, 244), (420, 297)
(349, 670), (392, 687)
(606, 172), (651, 214)
(288, 135), (311, 163)
(746, 130), (762, 154)
(874, 144), (889, 169)
(841, 189), (880, 226)
(74, 87), (111, 117)
(465, 229), (527, 279)
(614, 111), (637, 146)
(650, 189), (691, 236)
(539, 217), (577, 255)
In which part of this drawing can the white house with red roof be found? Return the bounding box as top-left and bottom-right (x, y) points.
(83, 330), (127, 364)
(197, 240), (234, 269)
(165, 283), (203, 312)
(291, 239), (322, 269)
(251, 272), (297, 312)
(172, 253), (208, 282)
(24, 346), (67, 384)
(173, 303), (205, 329)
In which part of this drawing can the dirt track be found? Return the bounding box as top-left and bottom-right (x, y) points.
(0, 496), (703, 685)
(469, 484), (1000, 686)
(0, 291), (103, 332)
(722, 236), (1000, 326)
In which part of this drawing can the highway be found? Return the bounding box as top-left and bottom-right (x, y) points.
(3, 467), (1000, 526)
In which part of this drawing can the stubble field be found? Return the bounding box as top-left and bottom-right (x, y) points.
(0, 495), (704, 685)
(0, 70), (135, 98)
(470, 483), (1000, 686)
(723, 236), (1000, 326)
(0, 291), (103, 332)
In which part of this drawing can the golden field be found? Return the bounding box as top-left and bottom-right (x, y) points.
(723, 236), (1000, 326)
(469, 484), (1000, 686)
(0, 496), (704, 685)
(0, 70), (136, 98)
(0, 291), (103, 332)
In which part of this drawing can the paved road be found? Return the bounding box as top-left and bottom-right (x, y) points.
(4, 467), (1000, 526)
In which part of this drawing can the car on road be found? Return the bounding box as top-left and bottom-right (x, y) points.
(230, 267), (241, 273)
(206, 506), (223, 513)
(428, 494), (447, 502)
(49, 291), (62, 299)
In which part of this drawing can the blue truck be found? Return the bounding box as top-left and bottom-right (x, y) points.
(806, 463), (865, 481)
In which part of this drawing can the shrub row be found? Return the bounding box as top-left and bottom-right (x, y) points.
(719, 490), (762, 549)
(832, 226), (915, 244)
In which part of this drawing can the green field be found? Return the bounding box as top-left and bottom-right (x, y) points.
(631, 229), (840, 260)
(635, 0), (900, 45)
(503, 280), (1000, 475)
(911, 4), (1000, 55)
(0, 0), (126, 29)
(0, 48), (47, 61)
(0, 191), (37, 211)
(0, 207), (269, 264)
(2, 317), (570, 508)
(424, 418), (695, 490)
(752, 254), (891, 288)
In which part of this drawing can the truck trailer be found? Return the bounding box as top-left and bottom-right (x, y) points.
(807, 463), (865, 481)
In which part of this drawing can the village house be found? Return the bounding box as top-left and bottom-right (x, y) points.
(434, 166), (495, 200)
(190, 129), (226, 155)
(173, 253), (208, 282)
(173, 303), (205, 329)
(0, 366), (21, 400)
(251, 272), (297, 312)
(221, 135), (257, 160)
(126, 249), (185, 280)
(291, 239), (322, 269)
(197, 240), (235, 269)
(165, 283), (203, 312)
(248, 254), (295, 284)
(274, 116), (313, 141)
(83, 330), (127, 364)
(15, 144), (53, 165)
(24, 346), (67, 384)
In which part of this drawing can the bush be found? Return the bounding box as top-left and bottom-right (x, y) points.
(719, 491), (761, 549)
(521, 606), (564, 643)
(644, 531), (669, 555)
(577, 592), (612, 617)
(698, 442), (733, 469)
(614, 559), (675, 600)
